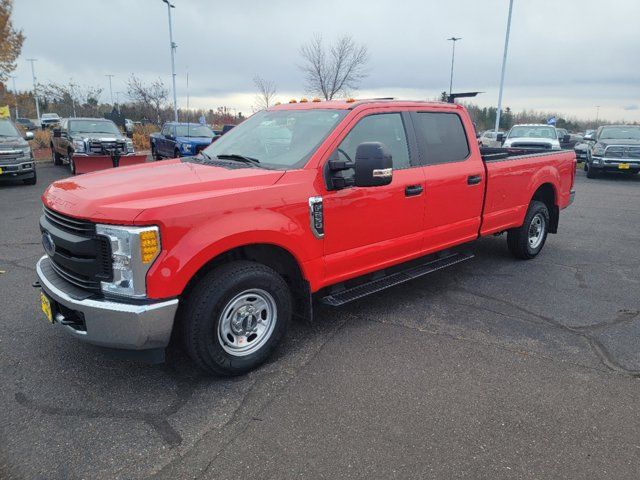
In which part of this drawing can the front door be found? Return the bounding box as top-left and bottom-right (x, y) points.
(323, 111), (426, 285)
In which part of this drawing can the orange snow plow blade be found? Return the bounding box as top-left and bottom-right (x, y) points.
(73, 154), (148, 174)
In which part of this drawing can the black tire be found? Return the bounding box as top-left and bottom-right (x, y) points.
(586, 164), (598, 179)
(181, 260), (292, 376)
(507, 200), (550, 260)
(583, 162), (588, 172)
(51, 145), (63, 166)
(174, 149), (181, 158)
(68, 152), (76, 175)
(151, 144), (162, 161)
(23, 170), (37, 185)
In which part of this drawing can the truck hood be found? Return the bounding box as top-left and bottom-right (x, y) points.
(598, 139), (640, 147)
(42, 159), (285, 223)
(175, 136), (213, 145)
(0, 136), (28, 149)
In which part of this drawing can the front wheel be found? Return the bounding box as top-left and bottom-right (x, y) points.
(586, 163), (599, 179)
(507, 200), (550, 260)
(51, 145), (63, 165)
(68, 152), (76, 175)
(181, 261), (292, 376)
(23, 170), (37, 185)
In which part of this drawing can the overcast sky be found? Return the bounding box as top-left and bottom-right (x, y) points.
(11, 0), (640, 122)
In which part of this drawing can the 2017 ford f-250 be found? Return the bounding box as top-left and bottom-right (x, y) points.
(36, 100), (576, 375)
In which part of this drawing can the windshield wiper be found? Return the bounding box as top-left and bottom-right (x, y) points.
(216, 153), (261, 166)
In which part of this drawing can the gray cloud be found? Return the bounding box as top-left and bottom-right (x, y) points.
(11, 0), (640, 121)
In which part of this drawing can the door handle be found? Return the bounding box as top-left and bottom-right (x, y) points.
(405, 184), (423, 197)
(467, 175), (482, 185)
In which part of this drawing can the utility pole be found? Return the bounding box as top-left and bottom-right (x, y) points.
(69, 80), (77, 117)
(9, 75), (18, 119)
(595, 105), (601, 126)
(495, 0), (514, 133)
(162, 0), (178, 122)
(26, 58), (41, 121)
(447, 37), (462, 97)
(105, 74), (115, 105)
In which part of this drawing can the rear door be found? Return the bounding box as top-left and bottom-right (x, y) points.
(158, 125), (172, 157)
(410, 110), (485, 253)
(322, 110), (426, 284)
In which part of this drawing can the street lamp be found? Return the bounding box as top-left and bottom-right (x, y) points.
(595, 105), (601, 125)
(26, 58), (41, 121)
(162, 0), (178, 122)
(9, 75), (18, 119)
(495, 0), (515, 133)
(447, 37), (462, 97)
(105, 74), (115, 105)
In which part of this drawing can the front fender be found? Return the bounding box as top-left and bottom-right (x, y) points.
(145, 207), (322, 299)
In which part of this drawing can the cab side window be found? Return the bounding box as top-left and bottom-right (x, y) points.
(337, 113), (411, 169)
(413, 112), (470, 165)
(161, 125), (171, 137)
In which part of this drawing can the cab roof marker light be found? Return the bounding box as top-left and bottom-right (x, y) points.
(289, 99), (298, 104)
(300, 98), (308, 103)
(312, 98), (321, 102)
(345, 98), (356, 103)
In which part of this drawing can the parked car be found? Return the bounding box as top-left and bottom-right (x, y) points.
(51, 117), (142, 174)
(574, 141), (589, 161)
(0, 118), (36, 185)
(584, 125), (640, 178)
(124, 118), (134, 136)
(478, 130), (504, 147)
(15, 118), (38, 131)
(555, 128), (576, 149)
(150, 122), (215, 159)
(36, 100), (575, 375)
(40, 113), (61, 129)
(502, 124), (566, 151)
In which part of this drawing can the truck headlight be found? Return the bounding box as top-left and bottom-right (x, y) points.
(592, 143), (605, 156)
(181, 143), (192, 153)
(73, 139), (85, 153)
(20, 147), (33, 159)
(126, 139), (134, 153)
(96, 224), (161, 298)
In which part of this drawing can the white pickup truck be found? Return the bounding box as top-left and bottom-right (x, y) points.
(502, 124), (567, 151)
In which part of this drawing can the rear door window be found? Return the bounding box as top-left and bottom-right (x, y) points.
(412, 112), (470, 165)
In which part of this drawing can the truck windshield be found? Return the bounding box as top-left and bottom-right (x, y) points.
(599, 126), (640, 140)
(508, 126), (557, 139)
(175, 124), (214, 137)
(202, 109), (347, 169)
(69, 120), (120, 135)
(0, 120), (21, 137)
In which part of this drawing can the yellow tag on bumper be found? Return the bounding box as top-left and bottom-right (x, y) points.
(40, 292), (53, 324)
(618, 163), (630, 169)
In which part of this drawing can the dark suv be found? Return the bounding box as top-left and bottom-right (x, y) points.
(0, 119), (36, 185)
(584, 125), (640, 178)
(51, 118), (134, 174)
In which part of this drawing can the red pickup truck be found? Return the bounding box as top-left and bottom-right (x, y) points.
(36, 100), (576, 375)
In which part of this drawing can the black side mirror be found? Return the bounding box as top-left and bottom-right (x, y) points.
(354, 142), (393, 187)
(52, 128), (61, 138)
(563, 134), (570, 143)
(496, 133), (504, 142)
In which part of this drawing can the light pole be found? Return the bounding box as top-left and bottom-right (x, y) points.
(69, 79), (77, 117)
(26, 58), (41, 121)
(115, 91), (125, 114)
(595, 105), (601, 126)
(9, 75), (18, 119)
(162, 0), (178, 122)
(447, 37), (462, 98)
(495, 0), (514, 133)
(105, 74), (115, 106)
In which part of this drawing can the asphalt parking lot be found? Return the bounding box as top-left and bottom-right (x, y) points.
(1, 163), (639, 479)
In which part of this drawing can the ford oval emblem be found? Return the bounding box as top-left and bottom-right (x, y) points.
(42, 231), (56, 257)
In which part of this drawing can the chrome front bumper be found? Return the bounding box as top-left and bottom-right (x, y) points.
(36, 256), (178, 350)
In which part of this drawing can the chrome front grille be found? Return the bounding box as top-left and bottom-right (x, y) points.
(605, 145), (640, 159)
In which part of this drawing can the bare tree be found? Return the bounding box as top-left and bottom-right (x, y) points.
(0, 0), (24, 82)
(126, 75), (169, 124)
(37, 81), (104, 117)
(299, 34), (369, 100)
(253, 75), (277, 110)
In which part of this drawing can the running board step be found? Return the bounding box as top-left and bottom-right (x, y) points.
(321, 252), (474, 307)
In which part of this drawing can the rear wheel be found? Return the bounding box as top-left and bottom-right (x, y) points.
(181, 261), (292, 376)
(507, 200), (550, 260)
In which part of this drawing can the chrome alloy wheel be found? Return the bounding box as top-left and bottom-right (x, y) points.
(217, 289), (277, 356)
(528, 213), (546, 249)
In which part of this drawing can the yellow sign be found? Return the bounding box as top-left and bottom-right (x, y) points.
(0, 105), (9, 118)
